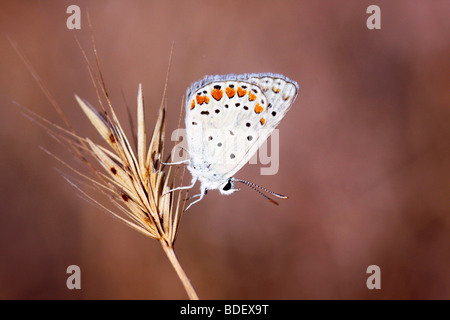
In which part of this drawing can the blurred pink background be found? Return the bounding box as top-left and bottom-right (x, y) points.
(0, 1), (449, 299)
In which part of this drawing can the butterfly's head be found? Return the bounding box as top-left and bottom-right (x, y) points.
(219, 178), (238, 195)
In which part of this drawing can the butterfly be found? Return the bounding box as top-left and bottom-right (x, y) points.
(169, 73), (299, 210)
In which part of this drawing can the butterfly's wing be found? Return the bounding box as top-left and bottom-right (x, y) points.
(185, 73), (298, 185)
(234, 74), (299, 177)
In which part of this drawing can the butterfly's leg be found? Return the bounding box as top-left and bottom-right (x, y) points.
(184, 187), (207, 211)
(188, 188), (208, 200)
(162, 177), (197, 196)
(161, 159), (191, 165)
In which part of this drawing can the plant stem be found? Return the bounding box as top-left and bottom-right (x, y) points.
(160, 239), (199, 300)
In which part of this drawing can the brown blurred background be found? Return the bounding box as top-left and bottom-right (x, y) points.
(0, 1), (449, 299)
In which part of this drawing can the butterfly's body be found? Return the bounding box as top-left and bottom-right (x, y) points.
(178, 73), (298, 208)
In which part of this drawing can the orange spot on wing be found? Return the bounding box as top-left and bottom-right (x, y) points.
(226, 87), (236, 98)
(237, 87), (247, 97)
(196, 95), (204, 104)
(254, 104), (264, 114)
(211, 89), (223, 101)
(190, 99), (196, 109)
(260, 117), (266, 125)
(272, 87), (280, 93)
(248, 92), (257, 101)
(196, 95), (209, 105)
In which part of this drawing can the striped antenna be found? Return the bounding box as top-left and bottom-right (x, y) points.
(233, 178), (288, 205)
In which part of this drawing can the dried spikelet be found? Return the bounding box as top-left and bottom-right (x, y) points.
(10, 35), (198, 299)
(74, 87), (184, 244)
(74, 87), (198, 297)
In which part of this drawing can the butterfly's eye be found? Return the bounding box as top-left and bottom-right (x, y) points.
(222, 180), (232, 191)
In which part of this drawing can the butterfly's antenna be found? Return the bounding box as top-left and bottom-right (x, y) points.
(235, 180), (279, 205)
(233, 178), (288, 205)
